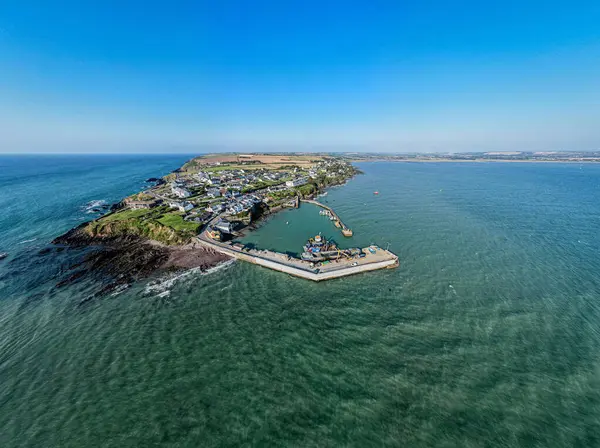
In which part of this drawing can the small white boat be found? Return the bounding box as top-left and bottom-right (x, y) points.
(0, 252), (7, 260)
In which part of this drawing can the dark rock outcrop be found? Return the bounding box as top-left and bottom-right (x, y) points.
(51, 226), (230, 301)
(145, 177), (165, 186)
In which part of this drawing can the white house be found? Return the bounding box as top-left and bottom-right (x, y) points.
(171, 185), (191, 198)
(207, 202), (225, 213)
(215, 219), (233, 234)
(286, 177), (308, 188)
(206, 187), (221, 198)
(196, 172), (210, 182)
(168, 201), (194, 212)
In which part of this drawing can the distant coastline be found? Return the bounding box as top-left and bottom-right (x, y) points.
(350, 158), (600, 163)
(345, 151), (600, 164)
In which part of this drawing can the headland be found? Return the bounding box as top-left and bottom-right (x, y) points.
(53, 153), (395, 293)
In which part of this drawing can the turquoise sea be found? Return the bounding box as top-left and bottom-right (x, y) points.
(2, 156), (600, 447)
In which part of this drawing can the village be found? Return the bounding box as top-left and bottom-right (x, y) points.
(79, 154), (398, 281)
(51, 153), (399, 284)
(104, 154), (359, 244)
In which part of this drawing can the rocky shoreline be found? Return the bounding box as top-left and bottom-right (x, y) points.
(51, 225), (230, 300)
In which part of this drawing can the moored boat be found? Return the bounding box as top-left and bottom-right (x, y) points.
(302, 234), (337, 254)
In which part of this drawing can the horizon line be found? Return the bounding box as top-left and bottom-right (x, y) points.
(1, 149), (600, 156)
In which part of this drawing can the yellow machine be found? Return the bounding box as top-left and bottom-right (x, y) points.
(207, 228), (222, 241)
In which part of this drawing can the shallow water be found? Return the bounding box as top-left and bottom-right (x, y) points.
(2, 157), (600, 447)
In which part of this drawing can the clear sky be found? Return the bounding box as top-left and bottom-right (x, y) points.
(1, 0), (600, 153)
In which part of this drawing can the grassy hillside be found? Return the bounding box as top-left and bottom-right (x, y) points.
(84, 206), (198, 245)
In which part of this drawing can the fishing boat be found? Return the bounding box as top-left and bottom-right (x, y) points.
(302, 234), (339, 260)
(303, 233), (334, 251)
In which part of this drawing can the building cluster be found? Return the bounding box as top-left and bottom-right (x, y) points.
(195, 168), (288, 188)
(122, 158), (355, 234)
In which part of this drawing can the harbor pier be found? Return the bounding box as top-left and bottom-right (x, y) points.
(196, 233), (398, 282)
(198, 195), (397, 281)
(301, 199), (353, 237)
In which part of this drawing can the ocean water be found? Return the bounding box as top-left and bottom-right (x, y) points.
(2, 157), (600, 447)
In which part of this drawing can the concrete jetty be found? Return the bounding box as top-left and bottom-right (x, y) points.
(301, 199), (353, 237)
(196, 233), (398, 282)
(198, 196), (397, 281)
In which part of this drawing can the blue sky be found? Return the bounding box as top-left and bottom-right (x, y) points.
(1, 0), (599, 153)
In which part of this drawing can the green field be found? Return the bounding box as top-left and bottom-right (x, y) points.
(200, 164), (270, 173)
(100, 208), (155, 222)
(157, 213), (200, 232)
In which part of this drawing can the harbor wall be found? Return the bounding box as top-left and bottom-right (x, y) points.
(196, 238), (398, 282)
(253, 257), (398, 281)
(300, 199), (352, 235)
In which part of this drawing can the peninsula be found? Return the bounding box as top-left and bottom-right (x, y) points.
(54, 154), (395, 292)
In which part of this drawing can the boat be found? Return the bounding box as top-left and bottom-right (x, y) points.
(302, 234), (364, 262)
(302, 234), (338, 256)
(374, 191), (379, 195)
(0, 252), (7, 260)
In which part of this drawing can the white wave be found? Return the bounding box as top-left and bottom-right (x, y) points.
(144, 259), (236, 296)
(144, 268), (200, 294)
(201, 258), (236, 276)
(110, 284), (130, 297)
(18, 238), (37, 244)
(86, 199), (107, 208)
(81, 199), (108, 213)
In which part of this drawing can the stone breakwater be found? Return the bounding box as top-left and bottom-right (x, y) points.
(300, 198), (353, 236)
(196, 235), (399, 282)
